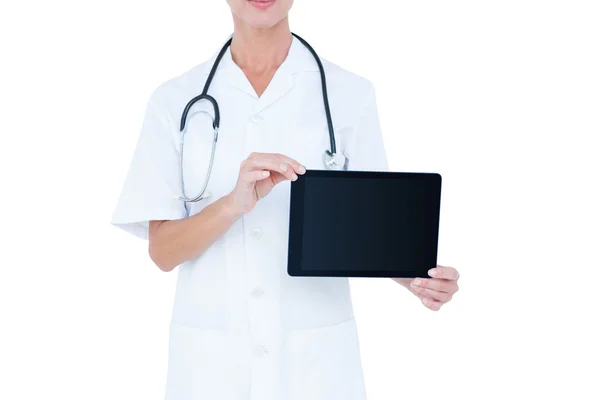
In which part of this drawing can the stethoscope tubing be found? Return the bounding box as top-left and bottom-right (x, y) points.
(178, 33), (337, 202)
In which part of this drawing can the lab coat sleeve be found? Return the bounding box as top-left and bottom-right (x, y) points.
(110, 90), (187, 240)
(343, 84), (390, 172)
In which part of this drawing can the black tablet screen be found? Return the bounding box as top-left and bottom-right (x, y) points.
(290, 172), (441, 277)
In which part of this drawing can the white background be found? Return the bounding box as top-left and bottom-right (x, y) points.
(1, 1), (599, 399)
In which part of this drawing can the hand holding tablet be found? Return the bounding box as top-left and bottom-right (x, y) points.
(287, 170), (442, 278)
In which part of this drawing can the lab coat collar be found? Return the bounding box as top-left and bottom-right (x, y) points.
(201, 35), (320, 114)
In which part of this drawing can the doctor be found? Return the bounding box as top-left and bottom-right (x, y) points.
(112, 0), (460, 399)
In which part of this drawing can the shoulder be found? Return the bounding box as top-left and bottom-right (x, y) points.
(302, 57), (377, 132)
(145, 61), (212, 116)
(320, 58), (375, 104)
(148, 63), (209, 101)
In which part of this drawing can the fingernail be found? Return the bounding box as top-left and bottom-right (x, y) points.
(280, 163), (288, 172)
(428, 269), (437, 277)
(262, 171), (270, 177)
(292, 173), (298, 181)
(422, 298), (429, 306)
(411, 279), (422, 287)
(299, 165), (306, 174)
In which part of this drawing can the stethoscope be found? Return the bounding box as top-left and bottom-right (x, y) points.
(178, 33), (342, 203)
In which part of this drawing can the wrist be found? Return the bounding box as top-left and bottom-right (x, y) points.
(220, 193), (244, 221)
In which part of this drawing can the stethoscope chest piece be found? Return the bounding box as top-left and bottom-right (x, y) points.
(324, 150), (345, 171)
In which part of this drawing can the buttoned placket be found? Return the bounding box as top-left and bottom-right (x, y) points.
(225, 41), (303, 399)
(243, 108), (281, 400)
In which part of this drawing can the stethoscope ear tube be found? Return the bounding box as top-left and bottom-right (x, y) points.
(180, 94), (220, 132)
(180, 33), (230, 134)
(177, 119), (218, 203)
(178, 95), (220, 203)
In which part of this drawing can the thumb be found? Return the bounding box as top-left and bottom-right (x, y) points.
(269, 171), (289, 186)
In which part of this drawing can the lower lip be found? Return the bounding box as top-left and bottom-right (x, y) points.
(248, 0), (276, 10)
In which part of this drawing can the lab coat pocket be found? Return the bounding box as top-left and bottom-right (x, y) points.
(165, 324), (247, 400)
(280, 276), (354, 330)
(173, 239), (229, 329)
(280, 318), (367, 400)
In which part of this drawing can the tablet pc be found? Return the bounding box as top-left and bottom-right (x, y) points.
(287, 170), (442, 278)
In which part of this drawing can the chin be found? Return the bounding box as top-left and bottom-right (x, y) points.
(244, 14), (285, 29)
(230, 0), (292, 29)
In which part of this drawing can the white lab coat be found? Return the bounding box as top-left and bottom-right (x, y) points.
(111, 36), (389, 400)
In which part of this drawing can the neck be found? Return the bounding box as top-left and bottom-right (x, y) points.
(230, 16), (293, 74)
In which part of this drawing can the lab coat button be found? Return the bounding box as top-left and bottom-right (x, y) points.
(251, 287), (265, 298)
(253, 344), (268, 358)
(251, 227), (262, 238)
(250, 114), (263, 124)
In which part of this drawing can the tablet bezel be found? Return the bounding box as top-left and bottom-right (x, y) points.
(287, 170), (442, 278)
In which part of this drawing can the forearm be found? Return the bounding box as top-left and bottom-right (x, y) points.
(148, 194), (242, 271)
